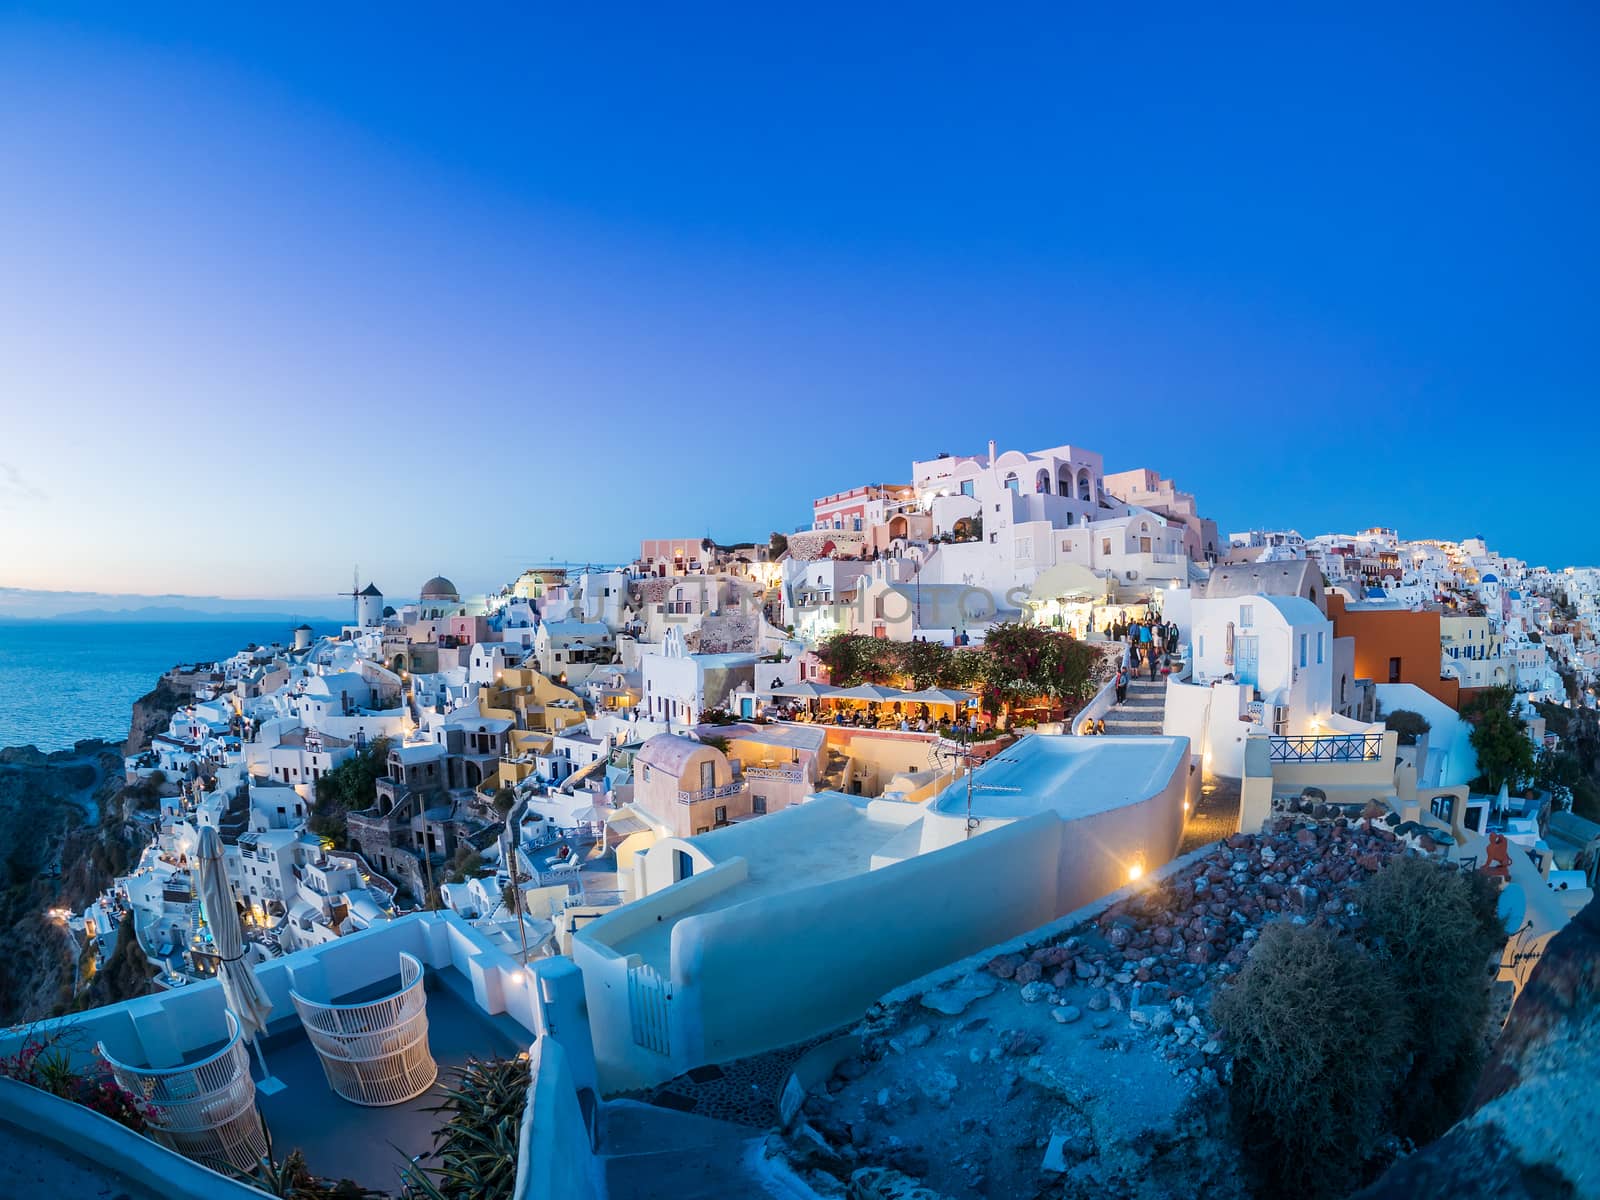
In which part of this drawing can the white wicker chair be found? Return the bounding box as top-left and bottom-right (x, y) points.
(98, 1010), (268, 1174)
(290, 951), (438, 1106)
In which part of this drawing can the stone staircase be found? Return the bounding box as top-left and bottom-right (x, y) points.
(1099, 677), (1168, 736)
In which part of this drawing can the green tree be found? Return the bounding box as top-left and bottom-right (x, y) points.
(490, 787), (515, 818)
(311, 736), (391, 847)
(1462, 687), (1535, 792)
(1214, 923), (1407, 1198)
(1356, 856), (1507, 1142)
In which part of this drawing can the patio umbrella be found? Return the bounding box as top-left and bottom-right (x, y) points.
(900, 687), (974, 708)
(771, 681), (838, 700)
(830, 683), (902, 702)
(197, 826), (279, 1091)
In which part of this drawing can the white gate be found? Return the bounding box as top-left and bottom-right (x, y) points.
(627, 962), (672, 1055)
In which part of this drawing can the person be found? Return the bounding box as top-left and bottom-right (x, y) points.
(1148, 644), (1161, 681)
(1114, 666), (1127, 705)
(1095, 718), (1107, 735)
(1081, 718), (1096, 736)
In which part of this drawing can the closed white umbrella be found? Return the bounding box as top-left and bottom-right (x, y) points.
(197, 826), (280, 1091)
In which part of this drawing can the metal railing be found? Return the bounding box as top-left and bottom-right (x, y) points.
(290, 951), (438, 1107)
(675, 780), (744, 804)
(743, 765), (804, 782)
(1268, 733), (1385, 763)
(98, 1010), (267, 1173)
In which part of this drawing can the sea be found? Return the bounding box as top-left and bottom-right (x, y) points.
(0, 620), (342, 752)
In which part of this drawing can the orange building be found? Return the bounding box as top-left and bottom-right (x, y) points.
(1327, 593), (1460, 710)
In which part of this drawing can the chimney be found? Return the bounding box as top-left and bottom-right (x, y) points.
(988, 438), (997, 465)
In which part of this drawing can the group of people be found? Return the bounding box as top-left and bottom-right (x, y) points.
(1078, 716), (1110, 735)
(1114, 614), (1180, 699)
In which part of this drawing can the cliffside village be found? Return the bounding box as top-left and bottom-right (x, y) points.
(43, 437), (1600, 1196)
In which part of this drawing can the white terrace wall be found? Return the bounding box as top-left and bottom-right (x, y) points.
(0, 912), (555, 1078)
(571, 858), (750, 1089)
(674, 813), (1066, 1071)
(0, 1079), (265, 1200)
(515, 1037), (603, 1200)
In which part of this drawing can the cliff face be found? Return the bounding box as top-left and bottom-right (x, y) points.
(123, 675), (191, 756)
(0, 739), (152, 1025)
(1355, 897), (1599, 1200)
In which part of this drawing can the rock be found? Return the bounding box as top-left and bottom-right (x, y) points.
(892, 1023), (932, 1052)
(1128, 1004), (1163, 1029)
(780, 1074), (807, 1129)
(998, 1029), (1042, 1057)
(984, 954), (1022, 979)
(1087, 992), (1109, 1012)
(1020, 980), (1053, 1004)
(1053, 1005), (1081, 1024)
(918, 1068), (959, 1108)
(920, 974), (998, 1016)
(1092, 1015), (1112, 1029)
(1014, 960), (1042, 985)
(1074, 959), (1097, 980)
(836, 1056), (869, 1082)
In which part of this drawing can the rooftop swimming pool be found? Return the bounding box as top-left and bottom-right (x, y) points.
(930, 733), (1188, 821)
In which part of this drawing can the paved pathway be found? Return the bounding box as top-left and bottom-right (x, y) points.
(1178, 772), (1242, 855)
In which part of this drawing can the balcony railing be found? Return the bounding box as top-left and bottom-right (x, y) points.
(1268, 733), (1385, 763)
(744, 765), (805, 782)
(676, 780), (745, 805)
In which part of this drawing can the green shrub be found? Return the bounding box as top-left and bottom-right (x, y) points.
(1357, 855), (1506, 1142)
(1214, 923), (1407, 1198)
(1383, 709), (1431, 746)
(401, 1056), (529, 1199)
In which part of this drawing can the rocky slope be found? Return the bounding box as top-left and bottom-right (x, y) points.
(0, 736), (156, 1025)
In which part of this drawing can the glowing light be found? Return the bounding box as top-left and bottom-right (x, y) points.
(508, 970), (524, 985)
(1126, 861), (1144, 882)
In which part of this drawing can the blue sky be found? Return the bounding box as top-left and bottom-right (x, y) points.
(2, 3), (1597, 602)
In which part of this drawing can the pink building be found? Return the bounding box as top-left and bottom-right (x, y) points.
(1101, 468), (1221, 562)
(811, 484), (917, 534)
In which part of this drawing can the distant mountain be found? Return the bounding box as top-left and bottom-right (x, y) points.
(0, 587), (348, 622)
(32, 606), (342, 624)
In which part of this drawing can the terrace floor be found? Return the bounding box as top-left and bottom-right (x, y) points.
(252, 970), (528, 1194)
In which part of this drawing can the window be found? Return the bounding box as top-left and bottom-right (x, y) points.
(1388, 656), (1402, 683)
(1004, 472), (1019, 494)
(752, 795), (767, 815)
(714, 805), (728, 824)
(1430, 795), (1455, 823)
(1139, 536), (1152, 553)
(1316, 631), (1325, 663)
(1299, 635), (1308, 668)
(1197, 635), (1205, 658)
(1101, 538), (1112, 555)
(1240, 604), (1254, 628)
(959, 480), (974, 497)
